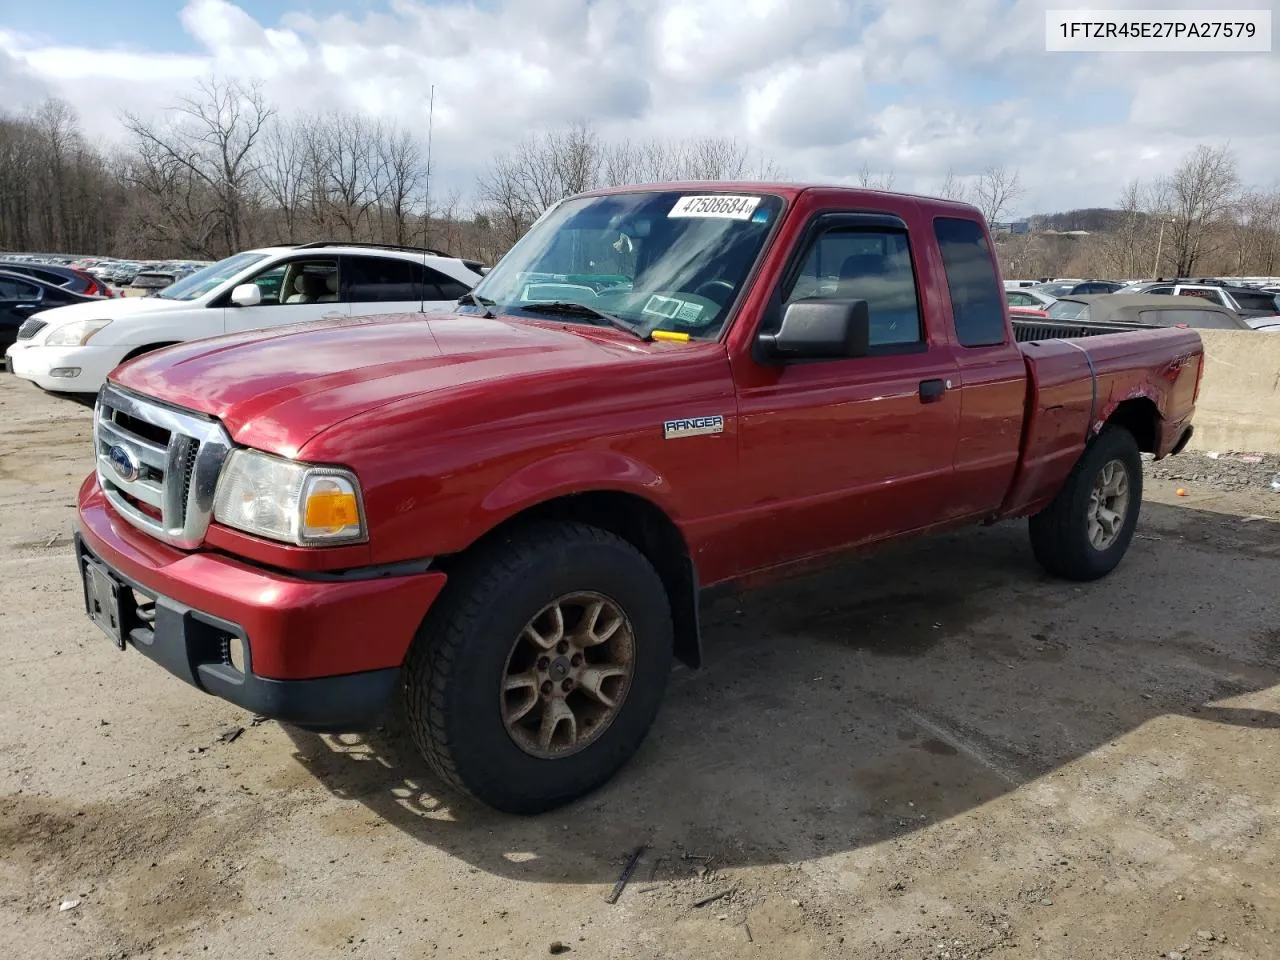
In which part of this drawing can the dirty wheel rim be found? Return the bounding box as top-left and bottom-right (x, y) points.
(501, 591), (636, 759)
(1087, 458), (1131, 550)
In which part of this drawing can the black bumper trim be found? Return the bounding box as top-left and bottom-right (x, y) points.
(74, 532), (400, 732)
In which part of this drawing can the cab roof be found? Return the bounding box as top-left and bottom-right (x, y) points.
(575, 181), (983, 217)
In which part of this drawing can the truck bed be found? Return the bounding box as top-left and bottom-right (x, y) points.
(1011, 318), (1155, 342)
(1002, 324), (1203, 518)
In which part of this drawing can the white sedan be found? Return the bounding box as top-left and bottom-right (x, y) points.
(6, 243), (482, 394)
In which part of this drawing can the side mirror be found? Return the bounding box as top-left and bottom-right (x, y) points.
(229, 283), (262, 307)
(757, 299), (871, 361)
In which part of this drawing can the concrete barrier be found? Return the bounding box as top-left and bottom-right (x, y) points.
(1186, 330), (1280, 454)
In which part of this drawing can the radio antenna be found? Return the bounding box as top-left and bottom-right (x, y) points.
(420, 83), (435, 314)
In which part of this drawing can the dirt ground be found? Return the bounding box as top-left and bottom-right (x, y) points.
(1, 372), (1278, 960)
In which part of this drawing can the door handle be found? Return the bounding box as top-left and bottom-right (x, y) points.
(919, 378), (949, 403)
(321, 311), (345, 320)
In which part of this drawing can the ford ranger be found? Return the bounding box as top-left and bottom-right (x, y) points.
(73, 184), (1203, 813)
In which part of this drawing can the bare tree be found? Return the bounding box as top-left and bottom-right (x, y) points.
(310, 113), (388, 240)
(380, 127), (423, 246)
(31, 99), (78, 248)
(938, 168), (968, 202)
(1225, 187), (1280, 275)
(260, 122), (310, 243)
(1095, 178), (1150, 278)
(973, 164), (1022, 223)
(1162, 144), (1239, 277)
(599, 133), (778, 187)
(856, 163), (896, 190)
(122, 78), (273, 256)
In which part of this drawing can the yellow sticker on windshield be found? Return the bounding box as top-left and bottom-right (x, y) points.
(668, 195), (761, 220)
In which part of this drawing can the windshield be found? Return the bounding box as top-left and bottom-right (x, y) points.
(466, 190), (785, 339)
(156, 251), (268, 301)
(1048, 299), (1090, 320)
(1033, 282), (1077, 297)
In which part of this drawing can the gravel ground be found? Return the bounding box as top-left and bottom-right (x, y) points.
(2, 374), (1278, 960)
(1146, 451), (1280, 493)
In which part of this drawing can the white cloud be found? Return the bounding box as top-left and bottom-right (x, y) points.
(0, 0), (1275, 216)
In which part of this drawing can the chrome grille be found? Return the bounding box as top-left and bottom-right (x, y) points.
(17, 318), (47, 340)
(93, 383), (232, 549)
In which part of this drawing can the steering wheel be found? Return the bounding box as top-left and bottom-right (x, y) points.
(693, 279), (735, 302)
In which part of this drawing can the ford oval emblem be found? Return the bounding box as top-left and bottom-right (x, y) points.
(107, 444), (141, 483)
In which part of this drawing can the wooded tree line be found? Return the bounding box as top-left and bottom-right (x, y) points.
(0, 80), (779, 266)
(997, 145), (1280, 280)
(1, 81), (1277, 281)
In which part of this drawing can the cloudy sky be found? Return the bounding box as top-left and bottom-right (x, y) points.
(1, 0), (1276, 216)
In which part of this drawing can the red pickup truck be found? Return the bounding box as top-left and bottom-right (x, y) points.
(75, 184), (1202, 813)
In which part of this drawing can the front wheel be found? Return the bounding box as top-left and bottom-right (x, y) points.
(402, 522), (673, 814)
(1029, 425), (1143, 581)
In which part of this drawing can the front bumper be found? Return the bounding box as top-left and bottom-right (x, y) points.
(7, 343), (122, 393)
(75, 476), (449, 731)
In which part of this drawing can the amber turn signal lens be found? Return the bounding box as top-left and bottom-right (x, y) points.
(304, 488), (359, 531)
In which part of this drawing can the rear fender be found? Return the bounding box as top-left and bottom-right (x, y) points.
(1093, 383), (1161, 438)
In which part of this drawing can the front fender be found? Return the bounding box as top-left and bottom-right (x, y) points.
(479, 449), (676, 524)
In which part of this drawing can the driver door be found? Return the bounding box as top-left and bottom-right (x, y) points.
(730, 213), (962, 572)
(224, 257), (348, 333)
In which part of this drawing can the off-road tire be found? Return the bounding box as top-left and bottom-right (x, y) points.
(402, 521), (673, 814)
(1029, 425), (1143, 581)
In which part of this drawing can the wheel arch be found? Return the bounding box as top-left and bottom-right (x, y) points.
(1099, 396), (1160, 453)
(436, 489), (702, 669)
(119, 341), (183, 364)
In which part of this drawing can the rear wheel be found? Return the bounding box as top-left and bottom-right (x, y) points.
(1029, 425), (1143, 581)
(402, 522), (673, 813)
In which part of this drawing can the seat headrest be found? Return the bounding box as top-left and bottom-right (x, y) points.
(293, 273), (324, 296)
(324, 273), (338, 293)
(839, 254), (888, 282)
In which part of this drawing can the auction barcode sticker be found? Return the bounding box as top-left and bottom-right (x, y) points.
(1046, 9), (1271, 51)
(668, 195), (761, 220)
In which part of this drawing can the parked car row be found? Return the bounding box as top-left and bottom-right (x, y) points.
(1043, 294), (1256, 330)
(4, 242), (484, 392)
(1003, 275), (1280, 330)
(3, 252), (217, 294)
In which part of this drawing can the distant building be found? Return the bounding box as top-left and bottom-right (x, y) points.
(989, 220), (1031, 236)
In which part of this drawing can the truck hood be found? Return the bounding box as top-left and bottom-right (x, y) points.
(110, 313), (641, 455)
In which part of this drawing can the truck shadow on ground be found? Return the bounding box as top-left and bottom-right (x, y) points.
(283, 502), (1280, 885)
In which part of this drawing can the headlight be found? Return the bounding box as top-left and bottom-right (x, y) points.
(44, 319), (112, 346)
(212, 449), (366, 546)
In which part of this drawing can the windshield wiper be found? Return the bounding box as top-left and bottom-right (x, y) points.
(517, 301), (647, 340)
(457, 291), (496, 318)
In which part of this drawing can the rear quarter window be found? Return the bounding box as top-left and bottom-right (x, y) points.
(934, 217), (1006, 347)
(1231, 291), (1280, 311)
